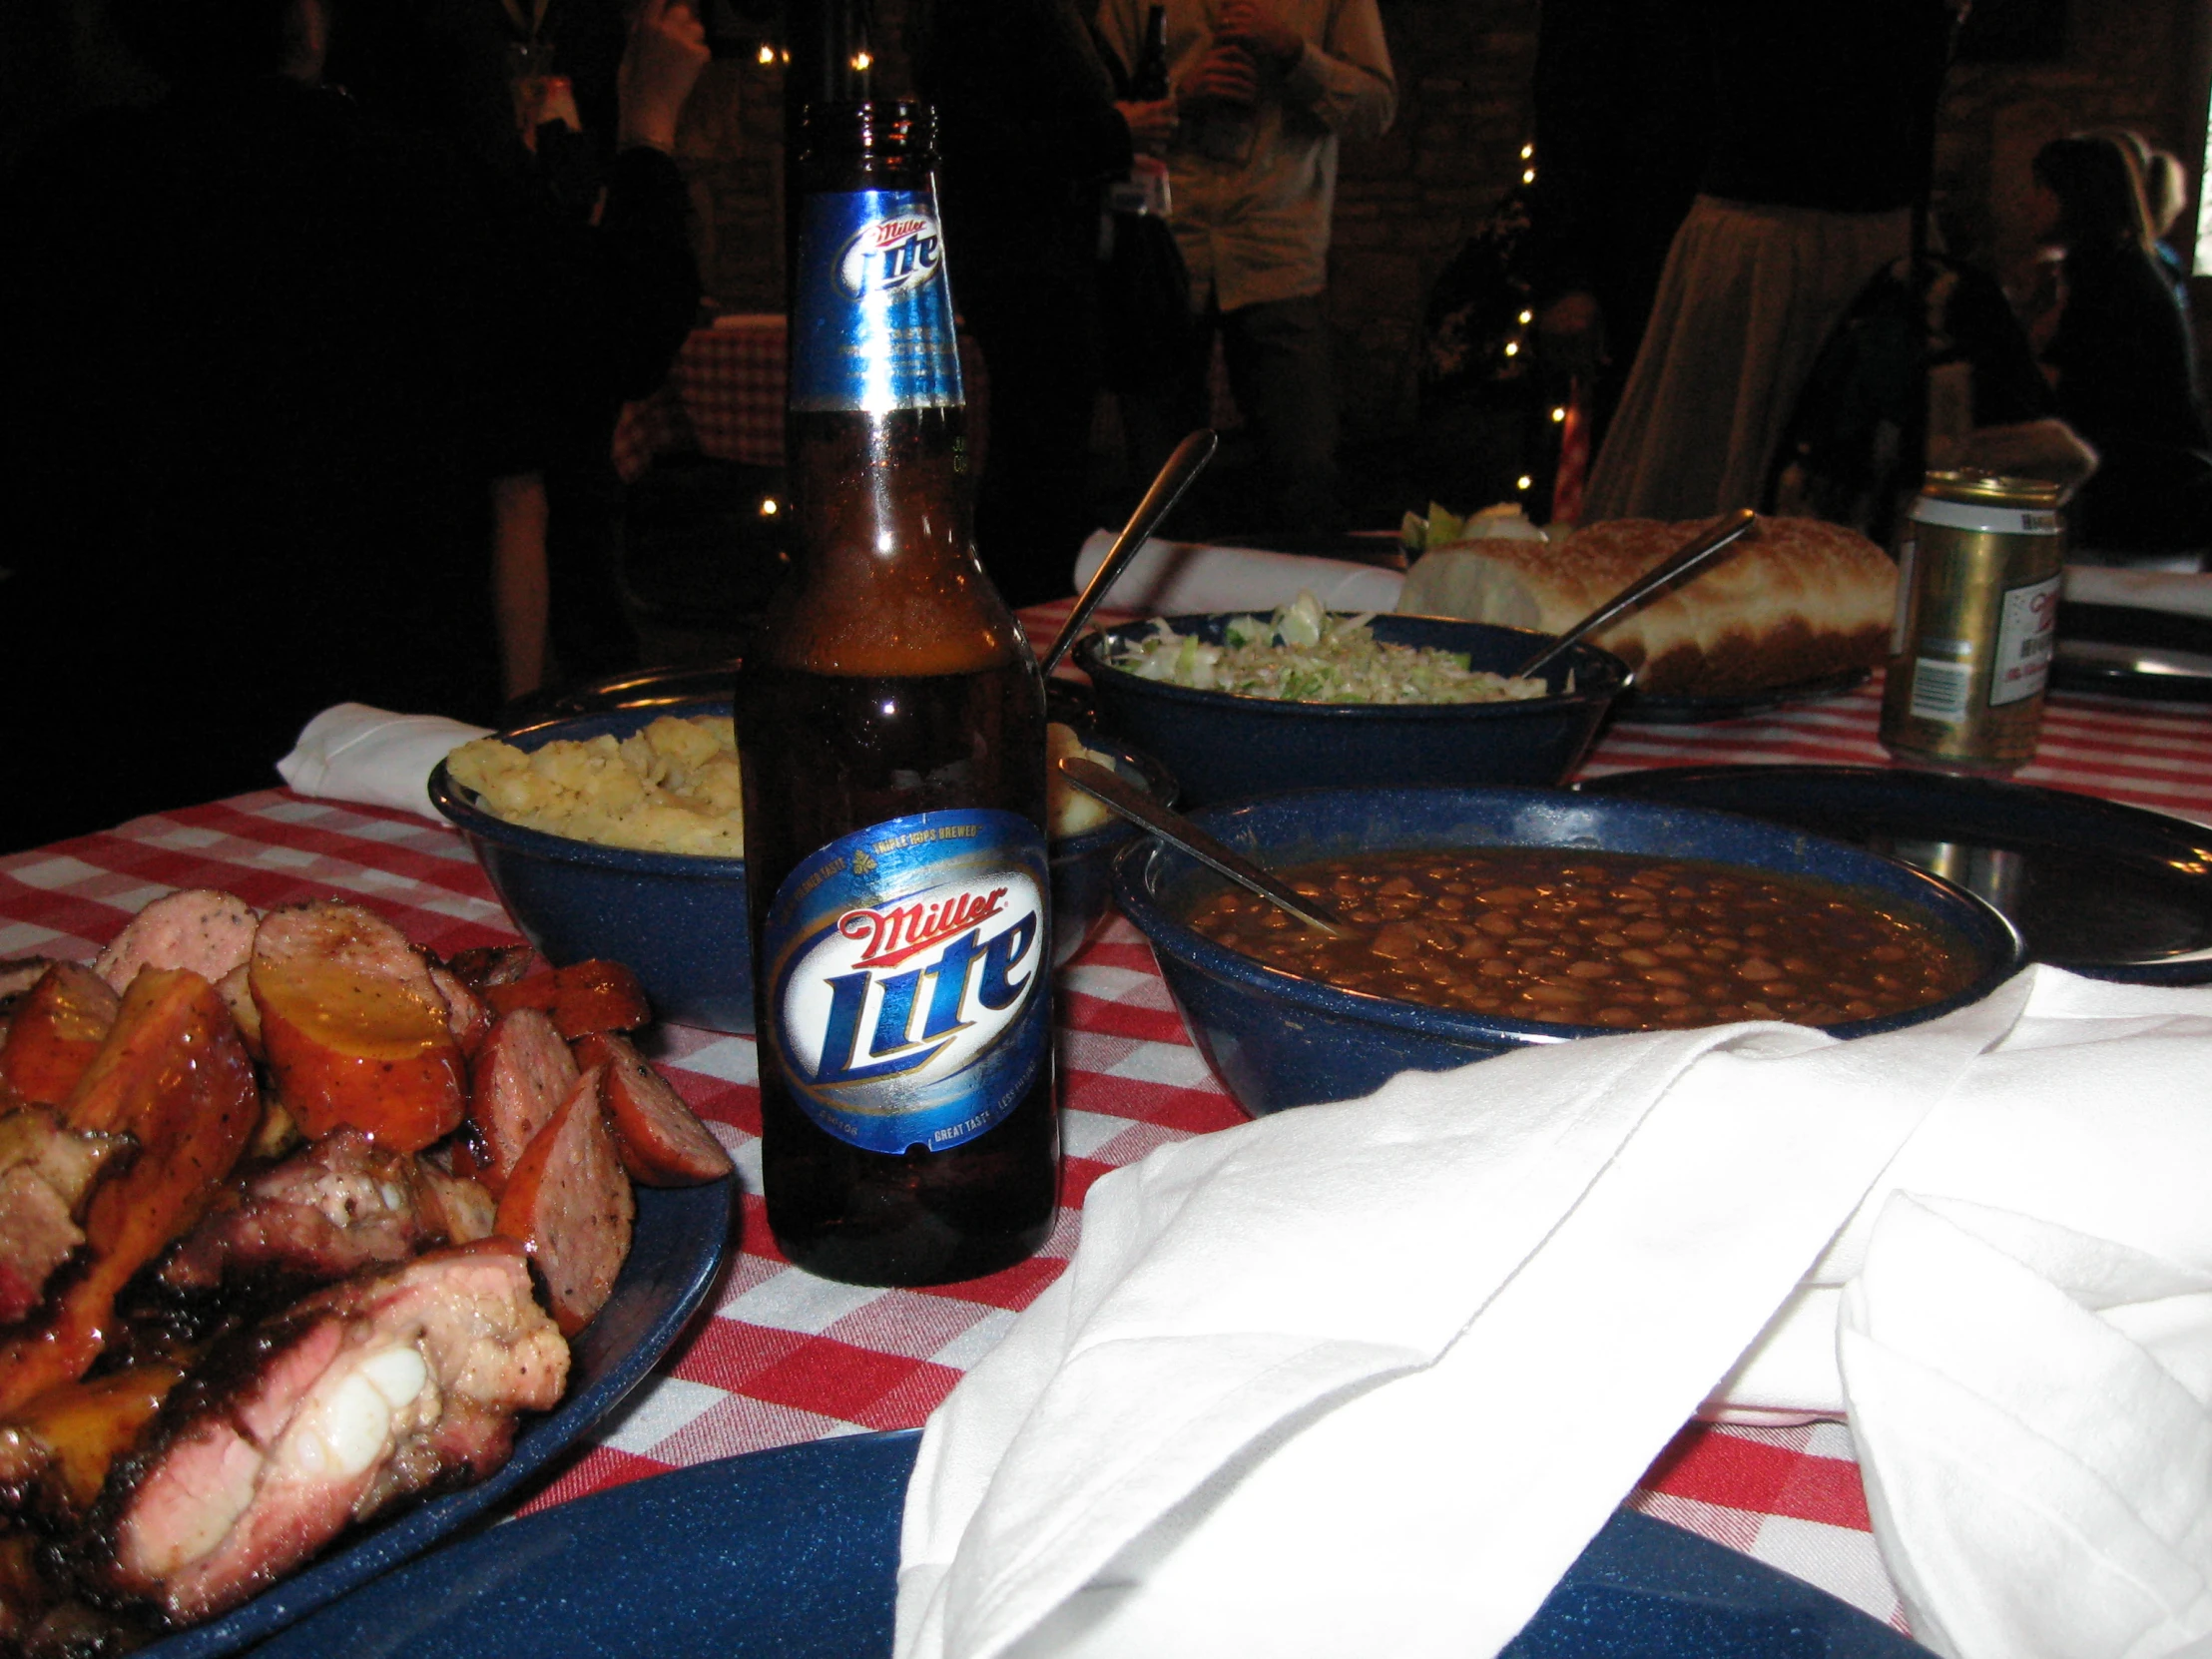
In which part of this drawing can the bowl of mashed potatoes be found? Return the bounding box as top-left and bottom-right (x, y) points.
(431, 700), (1173, 1033)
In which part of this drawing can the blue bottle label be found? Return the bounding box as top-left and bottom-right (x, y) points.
(762, 809), (1048, 1154)
(790, 188), (965, 413)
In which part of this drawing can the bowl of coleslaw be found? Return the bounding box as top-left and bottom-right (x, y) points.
(1070, 594), (1631, 808)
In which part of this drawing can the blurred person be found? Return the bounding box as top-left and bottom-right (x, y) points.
(2025, 132), (2212, 553)
(912, 0), (1174, 609)
(327, 0), (708, 692)
(1578, 0), (1959, 524)
(1098, 0), (1394, 535)
(0, 0), (538, 847)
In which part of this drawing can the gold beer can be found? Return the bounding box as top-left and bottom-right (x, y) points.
(1881, 470), (2065, 773)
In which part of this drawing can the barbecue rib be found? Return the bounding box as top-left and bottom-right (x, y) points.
(82, 1240), (568, 1624)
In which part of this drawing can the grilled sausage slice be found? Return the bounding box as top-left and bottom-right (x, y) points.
(571, 1032), (731, 1187)
(493, 1069), (633, 1337)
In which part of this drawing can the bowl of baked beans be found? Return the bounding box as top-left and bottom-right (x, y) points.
(1110, 787), (2022, 1116)
(1071, 612), (1632, 809)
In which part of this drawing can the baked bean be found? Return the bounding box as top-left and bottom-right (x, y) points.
(1185, 849), (1976, 1034)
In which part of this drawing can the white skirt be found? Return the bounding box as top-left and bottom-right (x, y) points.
(1579, 196), (1912, 523)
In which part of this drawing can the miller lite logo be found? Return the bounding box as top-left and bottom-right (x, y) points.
(836, 210), (944, 299)
(763, 809), (1048, 1153)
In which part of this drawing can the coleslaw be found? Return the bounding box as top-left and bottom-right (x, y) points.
(1102, 592), (1553, 706)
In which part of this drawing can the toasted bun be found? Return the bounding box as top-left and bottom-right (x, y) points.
(1397, 515), (1898, 697)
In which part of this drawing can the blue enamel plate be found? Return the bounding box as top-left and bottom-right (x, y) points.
(255, 1429), (1928, 1658)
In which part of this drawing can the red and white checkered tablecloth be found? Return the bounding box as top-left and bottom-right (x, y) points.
(612, 313), (789, 483)
(609, 315), (992, 484)
(5, 635), (2207, 1640)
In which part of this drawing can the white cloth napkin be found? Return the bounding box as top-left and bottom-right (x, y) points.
(895, 966), (2212, 1659)
(276, 704), (491, 823)
(1844, 1194), (2212, 1659)
(1070, 531), (1406, 616)
(2062, 565), (2212, 619)
(1712, 971), (2212, 1419)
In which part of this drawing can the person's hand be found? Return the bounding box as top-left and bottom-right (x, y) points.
(1537, 290), (1607, 381)
(617, 0), (709, 155)
(1115, 98), (1178, 156)
(1179, 43), (1258, 108)
(1214, 0), (1302, 70)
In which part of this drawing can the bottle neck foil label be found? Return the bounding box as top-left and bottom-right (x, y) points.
(791, 188), (965, 414)
(763, 808), (1048, 1154)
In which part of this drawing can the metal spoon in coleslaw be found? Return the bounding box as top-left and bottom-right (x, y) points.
(1102, 591), (1557, 706)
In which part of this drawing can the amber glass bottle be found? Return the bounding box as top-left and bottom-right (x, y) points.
(735, 101), (1057, 1287)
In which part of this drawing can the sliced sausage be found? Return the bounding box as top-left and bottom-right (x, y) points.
(468, 1009), (579, 1197)
(250, 903), (465, 1153)
(486, 961), (651, 1039)
(429, 965), (492, 1057)
(493, 1068), (634, 1336)
(572, 1031), (732, 1187)
(0, 966), (122, 1109)
(92, 890), (259, 997)
(438, 944), (536, 995)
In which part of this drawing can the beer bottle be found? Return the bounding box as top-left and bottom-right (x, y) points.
(735, 101), (1058, 1287)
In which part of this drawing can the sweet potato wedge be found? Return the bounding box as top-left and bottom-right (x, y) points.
(572, 1031), (732, 1187)
(493, 1068), (634, 1337)
(0, 970), (256, 1414)
(0, 966), (121, 1109)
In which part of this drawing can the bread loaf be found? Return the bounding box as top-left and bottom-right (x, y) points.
(1396, 515), (1898, 697)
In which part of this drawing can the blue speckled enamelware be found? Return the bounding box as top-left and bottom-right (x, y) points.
(1072, 612), (1633, 809)
(144, 1179), (732, 1659)
(1112, 787), (2023, 1117)
(1582, 764), (2212, 986)
(431, 702), (753, 1032)
(1050, 732), (1179, 967)
(431, 701), (1177, 1031)
(253, 1428), (1926, 1657)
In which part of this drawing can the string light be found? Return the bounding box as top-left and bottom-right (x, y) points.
(851, 50), (872, 70)
(1551, 406), (1567, 423)
(1517, 309), (1532, 324)
(1519, 143), (1533, 160)
(760, 497), (781, 517)
(1503, 341), (1519, 357)
(1521, 168), (1535, 185)
(1515, 475), (1533, 492)
(757, 43), (776, 63)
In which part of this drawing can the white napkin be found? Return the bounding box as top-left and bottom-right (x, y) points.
(1712, 970), (2212, 1418)
(1844, 1194), (2212, 1659)
(276, 704), (491, 823)
(2062, 564), (2212, 619)
(895, 967), (2212, 1659)
(1070, 531), (1406, 616)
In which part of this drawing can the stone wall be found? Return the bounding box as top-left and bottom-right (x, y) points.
(681, 0), (2212, 478)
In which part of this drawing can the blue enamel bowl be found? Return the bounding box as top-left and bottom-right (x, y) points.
(1072, 614), (1632, 810)
(1111, 787), (2024, 1117)
(431, 701), (1174, 1032)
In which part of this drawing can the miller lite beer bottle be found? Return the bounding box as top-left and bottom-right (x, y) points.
(735, 102), (1058, 1286)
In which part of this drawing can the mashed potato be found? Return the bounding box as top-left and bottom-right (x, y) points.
(446, 716), (746, 857)
(449, 716), (1115, 856)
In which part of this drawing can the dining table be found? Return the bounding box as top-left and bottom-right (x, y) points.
(7, 601), (2211, 1648)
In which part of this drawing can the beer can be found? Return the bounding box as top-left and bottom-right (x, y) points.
(1880, 470), (2065, 774)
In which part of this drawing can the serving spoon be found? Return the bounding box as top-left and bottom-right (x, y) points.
(1510, 506), (1759, 681)
(1037, 429), (1220, 680)
(1056, 756), (1350, 936)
